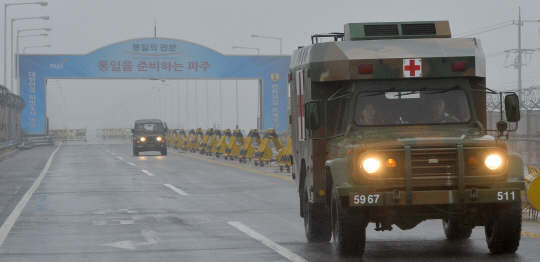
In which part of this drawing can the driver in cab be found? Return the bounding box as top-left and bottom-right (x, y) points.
(427, 97), (458, 123)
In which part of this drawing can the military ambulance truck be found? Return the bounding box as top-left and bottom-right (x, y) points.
(289, 21), (524, 256)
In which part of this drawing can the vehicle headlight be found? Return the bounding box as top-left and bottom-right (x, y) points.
(140, 137), (146, 142)
(156, 137), (162, 141)
(362, 158), (380, 174)
(485, 155), (502, 170)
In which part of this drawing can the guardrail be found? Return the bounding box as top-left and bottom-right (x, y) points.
(0, 139), (21, 150)
(27, 136), (55, 146)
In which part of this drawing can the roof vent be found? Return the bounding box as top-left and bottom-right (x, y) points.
(364, 24), (399, 36)
(401, 23), (437, 35)
(344, 21), (450, 41)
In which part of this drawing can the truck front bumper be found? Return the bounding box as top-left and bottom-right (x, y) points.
(341, 182), (525, 207)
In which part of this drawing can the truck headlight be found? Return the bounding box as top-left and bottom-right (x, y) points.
(362, 158), (380, 174)
(156, 136), (162, 141)
(140, 137), (146, 142)
(485, 155), (502, 170)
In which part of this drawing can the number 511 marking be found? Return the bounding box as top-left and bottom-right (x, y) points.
(497, 191), (515, 201)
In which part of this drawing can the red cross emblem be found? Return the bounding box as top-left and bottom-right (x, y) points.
(403, 59), (422, 77)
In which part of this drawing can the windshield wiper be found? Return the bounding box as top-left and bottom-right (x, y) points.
(398, 86), (428, 97)
(362, 88), (396, 97)
(426, 85), (460, 95)
(473, 82), (498, 94)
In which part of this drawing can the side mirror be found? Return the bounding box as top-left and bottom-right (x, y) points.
(505, 94), (520, 122)
(305, 102), (321, 130)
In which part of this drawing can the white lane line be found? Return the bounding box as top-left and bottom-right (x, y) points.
(111, 153), (116, 156)
(228, 222), (307, 262)
(164, 184), (188, 196)
(106, 150), (110, 152)
(142, 170), (154, 177)
(117, 156), (123, 160)
(127, 162), (136, 166)
(0, 146), (61, 247)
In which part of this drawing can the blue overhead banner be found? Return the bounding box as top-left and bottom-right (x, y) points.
(18, 37), (290, 134)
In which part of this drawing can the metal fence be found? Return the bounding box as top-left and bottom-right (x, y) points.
(487, 86), (540, 165)
(0, 85), (25, 152)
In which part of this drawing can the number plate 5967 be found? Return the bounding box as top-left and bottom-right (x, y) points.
(350, 194), (380, 206)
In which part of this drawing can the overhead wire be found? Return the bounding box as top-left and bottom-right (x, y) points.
(454, 20), (513, 37)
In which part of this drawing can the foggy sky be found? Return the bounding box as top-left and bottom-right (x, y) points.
(3, 0), (540, 130)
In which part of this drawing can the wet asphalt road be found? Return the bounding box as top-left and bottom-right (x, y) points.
(0, 138), (539, 262)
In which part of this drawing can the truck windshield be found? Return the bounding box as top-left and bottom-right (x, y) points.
(135, 123), (163, 132)
(353, 89), (472, 126)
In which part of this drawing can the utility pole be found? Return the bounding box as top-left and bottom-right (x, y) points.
(510, 7), (540, 95)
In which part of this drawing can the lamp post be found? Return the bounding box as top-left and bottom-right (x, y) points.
(23, 44), (51, 53)
(8, 16), (49, 92)
(3, 1), (47, 86)
(152, 85), (166, 121)
(251, 34), (282, 55)
(15, 28), (50, 94)
(232, 46), (260, 55)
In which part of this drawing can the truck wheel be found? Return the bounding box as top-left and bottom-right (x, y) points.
(443, 219), (473, 240)
(303, 184), (332, 242)
(485, 202), (522, 253)
(255, 161), (259, 166)
(260, 162), (264, 167)
(224, 156), (228, 160)
(331, 187), (366, 256)
(280, 166), (284, 172)
(133, 148), (139, 156)
(161, 148), (167, 156)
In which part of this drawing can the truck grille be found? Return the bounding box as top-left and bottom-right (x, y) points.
(410, 148), (458, 180)
(145, 137), (156, 142)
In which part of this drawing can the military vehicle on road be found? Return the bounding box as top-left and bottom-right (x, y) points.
(132, 119), (168, 156)
(289, 21), (524, 256)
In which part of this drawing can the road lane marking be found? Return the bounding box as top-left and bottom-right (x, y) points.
(522, 230), (540, 239)
(117, 156), (123, 160)
(106, 150), (110, 152)
(127, 162), (136, 166)
(173, 152), (293, 181)
(102, 230), (158, 250)
(164, 184), (188, 196)
(111, 153), (116, 156)
(142, 170), (154, 176)
(228, 222), (307, 262)
(0, 146), (61, 247)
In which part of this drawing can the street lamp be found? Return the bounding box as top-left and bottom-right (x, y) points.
(4, 1), (48, 85)
(251, 34), (282, 55)
(7, 15), (49, 92)
(232, 46), (260, 55)
(23, 44), (51, 53)
(15, 27), (51, 94)
(152, 85), (166, 120)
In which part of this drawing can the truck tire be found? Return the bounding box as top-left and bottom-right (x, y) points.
(484, 202), (521, 253)
(331, 187), (366, 256)
(133, 148), (139, 156)
(303, 183), (332, 242)
(443, 219), (473, 240)
(161, 148), (167, 156)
